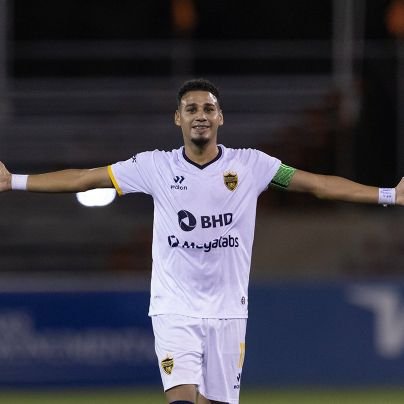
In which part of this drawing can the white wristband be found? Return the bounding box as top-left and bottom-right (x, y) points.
(378, 188), (396, 206)
(11, 174), (28, 191)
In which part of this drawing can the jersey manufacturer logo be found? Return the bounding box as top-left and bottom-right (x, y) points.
(131, 155), (137, 163)
(178, 210), (197, 231)
(223, 170), (238, 191)
(171, 175), (187, 190)
(234, 372), (241, 389)
(161, 355), (174, 375)
(174, 175), (185, 184)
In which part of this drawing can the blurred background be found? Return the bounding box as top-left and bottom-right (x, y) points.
(0, 0), (404, 399)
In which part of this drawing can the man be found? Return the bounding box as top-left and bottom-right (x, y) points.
(0, 78), (403, 404)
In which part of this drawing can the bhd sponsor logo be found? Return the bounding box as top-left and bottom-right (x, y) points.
(201, 213), (233, 229)
(178, 210), (197, 232)
(177, 210), (233, 232)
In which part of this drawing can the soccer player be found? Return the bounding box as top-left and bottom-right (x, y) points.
(0, 78), (403, 404)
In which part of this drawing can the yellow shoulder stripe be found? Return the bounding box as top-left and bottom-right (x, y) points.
(107, 165), (123, 196)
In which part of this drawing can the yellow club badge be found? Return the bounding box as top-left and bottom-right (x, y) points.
(161, 355), (174, 375)
(223, 170), (238, 191)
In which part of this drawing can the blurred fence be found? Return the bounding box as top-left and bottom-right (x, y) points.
(1, 38), (340, 275)
(0, 33), (401, 276)
(2, 280), (404, 388)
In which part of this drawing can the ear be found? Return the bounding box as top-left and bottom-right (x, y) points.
(174, 110), (181, 126)
(218, 110), (224, 126)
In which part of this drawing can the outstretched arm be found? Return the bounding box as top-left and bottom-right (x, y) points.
(286, 169), (404, 206)
(0, 161), (113, 193)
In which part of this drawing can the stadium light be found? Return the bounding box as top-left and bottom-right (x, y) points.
(76, 188), (116, 207)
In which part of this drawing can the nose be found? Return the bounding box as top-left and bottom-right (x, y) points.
(195, 111), (207, 121)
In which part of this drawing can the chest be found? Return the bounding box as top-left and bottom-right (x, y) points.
(155, 164), (255, 210)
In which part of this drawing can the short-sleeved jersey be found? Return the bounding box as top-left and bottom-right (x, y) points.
(108, 145), (281, 318)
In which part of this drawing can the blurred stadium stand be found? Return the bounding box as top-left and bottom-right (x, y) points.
(0, 0), (402, 278)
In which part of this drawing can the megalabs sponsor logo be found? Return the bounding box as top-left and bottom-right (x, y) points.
(168, 210), (239, 252)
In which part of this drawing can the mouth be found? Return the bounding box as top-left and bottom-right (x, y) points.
(191, 125), (210, 135)
(192, 125), (210, 129)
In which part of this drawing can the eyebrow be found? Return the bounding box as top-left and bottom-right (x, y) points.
(184, 102), (216, 108)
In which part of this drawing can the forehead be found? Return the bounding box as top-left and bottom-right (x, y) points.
(179, 90), (219, 107)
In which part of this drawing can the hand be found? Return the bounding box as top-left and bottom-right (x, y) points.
(0, 161), (12, 192)
(396, 177), (404, 206)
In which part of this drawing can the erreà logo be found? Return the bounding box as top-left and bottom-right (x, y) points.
(178, 210), (197, 231)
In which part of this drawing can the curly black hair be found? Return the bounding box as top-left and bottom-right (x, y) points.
(177, 78), (221, 107)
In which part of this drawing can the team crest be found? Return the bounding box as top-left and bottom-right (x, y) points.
(223, 170), (238, 191)
(161, 355), (174, 375)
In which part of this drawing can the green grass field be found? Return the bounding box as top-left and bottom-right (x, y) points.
(1, 388), (404, 403)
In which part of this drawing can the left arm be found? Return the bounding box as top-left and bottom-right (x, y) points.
(285, 169), (404, 206)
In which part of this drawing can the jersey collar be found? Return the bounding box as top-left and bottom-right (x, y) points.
(182, 145), (223, 170)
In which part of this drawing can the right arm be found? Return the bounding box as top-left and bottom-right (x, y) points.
(0, 161), (113, 193)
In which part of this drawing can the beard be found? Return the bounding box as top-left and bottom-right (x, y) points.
(191, 136), (210, 147)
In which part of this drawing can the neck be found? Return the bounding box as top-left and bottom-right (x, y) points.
(184, 142), (219, 166)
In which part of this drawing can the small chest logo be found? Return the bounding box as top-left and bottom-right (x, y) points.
(161, 355), (174, 375)
(174, 175), (185, 184)
(223, 170), (238, 191)
(178, 210), (197, 232)
(171, 175), (187, 190)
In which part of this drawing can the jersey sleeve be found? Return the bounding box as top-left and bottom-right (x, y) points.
(108, 152), (154, 196)
(252, 150), (282, 194)
(270, 163), (296, 189)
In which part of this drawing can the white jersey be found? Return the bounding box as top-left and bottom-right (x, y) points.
(108, 145), (281, 318)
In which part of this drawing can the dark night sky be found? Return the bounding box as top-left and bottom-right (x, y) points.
(13, 0), (392, 41)
(11, 0), (397, 183)
(13, 1), (333, 40)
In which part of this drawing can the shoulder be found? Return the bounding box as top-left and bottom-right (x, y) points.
(221, 146), (279, 165)
(132, 147), (181, 164)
